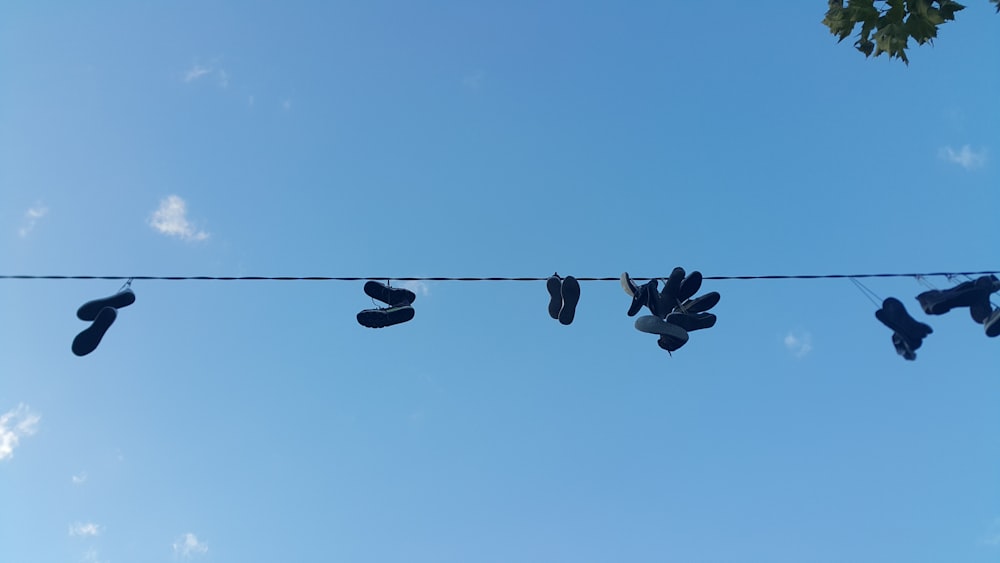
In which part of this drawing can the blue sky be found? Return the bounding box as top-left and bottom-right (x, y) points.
(2, 2), (999, 562)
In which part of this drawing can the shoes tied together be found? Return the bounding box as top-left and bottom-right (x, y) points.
(623, 267), (721, 355)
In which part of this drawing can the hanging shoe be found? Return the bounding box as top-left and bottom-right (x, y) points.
(875, 297), (932, 358)
(558, 276), (581, 326)
(634, 315), (690, 339)
(72, 307), (117, 356)
(985, 307), (1000, 338)
(621, 272), (639, 297)
(674, 291), (721, 314)
(916, 275), (999, 316)
(357, 305), (415, 328)
(676, 270), (703, 303)
(658, 267), (686, 311)
(627, 279), (651, 317)
(546, 275), (563, 320)
(891, 333), (917, 361)
(665, 311), (717, 332)
(657, 332), (689, 353)
(77, 289), (135, 321)
(364, 281), (416, 307)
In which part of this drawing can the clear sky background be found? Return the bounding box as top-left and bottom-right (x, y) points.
(2, 2), (999, 562)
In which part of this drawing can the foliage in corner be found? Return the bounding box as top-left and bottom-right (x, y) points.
(822, 0), (992, 64)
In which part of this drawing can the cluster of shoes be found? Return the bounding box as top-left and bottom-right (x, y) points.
(72, 285), (136, 356)
(546, 274), (581, 325)
(357, 281), (416, 328)
(622, 267), (720, 354)
(875, 274), (1000, 361)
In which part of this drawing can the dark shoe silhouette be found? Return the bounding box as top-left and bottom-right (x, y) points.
(916, 275), (999, 316)
(628, 279), (659, 317)
(77, 289), (135, 321)
(676, 270), (703, 303)
(657, 332), (689, 353)
(72, 307), (117, 356)
(675, 291), (721, 314)
(659, 267), (686, 311)
(634, 315), (690, 340)
(558, 276), (580, 326)
(546, 275), (562, 320)
(665, 311), (717, 332)
(357, 305), (415, 328)
(891, 333), (917, 361)
(876, 297), (932, 359)
(364, 281), (416, 307)
(985, 307), (1000, 338)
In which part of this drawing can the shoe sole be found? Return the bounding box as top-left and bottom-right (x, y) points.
(357, 306), (415, 328)
(675, 292), (721, 314)
(665, 312), (717, 331)
(986, 308), (1000, 338)
(634, 315), (689, 339)
(558, 276), (580, 325)
(364, 281), (416, 306)
(72, 307), (117, 356)
(547, 276), (562, 320)
(77, 289), (135, 321)
(620, 273), (638, 297)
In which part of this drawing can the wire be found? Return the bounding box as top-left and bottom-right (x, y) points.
(1, 271), (998, 282)
(849, 277), (883, 307)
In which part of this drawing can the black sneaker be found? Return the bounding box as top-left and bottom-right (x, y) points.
(674, 291), (721, 314)
(627, 279), (651, 317)
(364, 281), (416, 307)
(985, 307), (1000, 338)
(676, 270), (703, 303)
(876, 297), (932, 359)
(77, 289), (135, 321)
(621, 272), (639, 297)
(665, 311), (717, 332)
(657, 332), (689, 353)
(916, 275), (999, 316)
(357, 305), (415, 328)
(558, 276), (581, 326)
(72, 307), (117, 356)
(891, 333), (917, 361)
(547, 275), (562, 320)
(659, 267), (685, 311)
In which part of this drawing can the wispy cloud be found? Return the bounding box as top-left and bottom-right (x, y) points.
(183, 64), (212, 83)
(72, 472), (88, 485)
(18, 203), (48, 238)
(939, 145), (988, 170)
(217, 69), (229, 88)
(173, 533), (208, 558)
(0, 404), (40, 461)
(784, 331), (813, 358)
(149, 195), (210, 242)
(399, 280), (431, 297)
(69, 522), (102, 537)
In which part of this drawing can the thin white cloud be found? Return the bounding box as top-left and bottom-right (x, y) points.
(217, 69), (229, 88)
(0, 404), (40, 461)
(183, 64), (212, 83)
(18, 203), (49, 238)
(939, 145), (987, 170)
(72, 472), (88, 485)
(784, 331), (813, 359)
(149, 195), (210, 242)
(399, 280), (431, 297)
(69, 522), (102, 537)
(173, 532), (208, 558)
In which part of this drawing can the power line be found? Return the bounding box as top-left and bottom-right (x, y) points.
(1, 271), (998, 282)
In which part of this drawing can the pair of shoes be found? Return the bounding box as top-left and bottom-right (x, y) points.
(547, 274), (581, 325)
(357, 281), (416, 328)
(875, 297), (932, 361)
(917, 275), (1000, 321)
(72, 288), (136, 356)
(658, 267), (701, 312)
